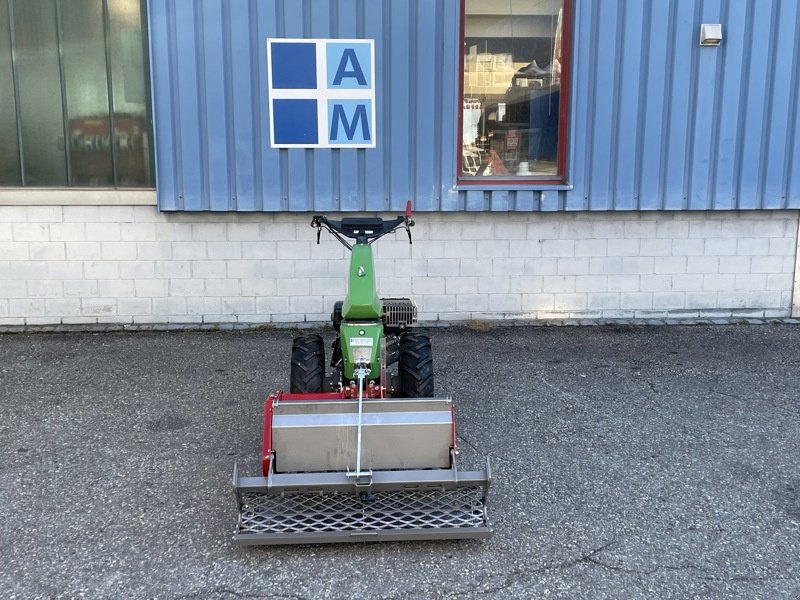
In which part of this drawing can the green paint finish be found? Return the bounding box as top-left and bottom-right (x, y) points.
(339, 243), (384, 380)
(340, 322), (383, 381)
(342, 243), (382, 320)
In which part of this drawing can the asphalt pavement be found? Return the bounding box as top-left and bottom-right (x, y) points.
(1, 323), (799, 599)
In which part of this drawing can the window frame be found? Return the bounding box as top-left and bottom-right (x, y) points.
(456, 0), (573, 189)
(0, 188), (155, 205)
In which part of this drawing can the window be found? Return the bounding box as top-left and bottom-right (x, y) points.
(0, 0), (154, 188)
(459, 0), (570, 184)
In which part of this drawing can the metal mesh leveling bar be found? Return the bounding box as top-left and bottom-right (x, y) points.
(233, 463), (492, 545)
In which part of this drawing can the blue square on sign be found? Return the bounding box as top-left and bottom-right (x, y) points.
(271, 42), (316, 89)
(273, 99), (318, 145)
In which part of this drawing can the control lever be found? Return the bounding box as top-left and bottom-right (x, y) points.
(405, 199), (413, 245)
(311, 216), (323, 245)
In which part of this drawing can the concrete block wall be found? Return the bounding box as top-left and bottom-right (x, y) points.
(0, 205), (798, 327)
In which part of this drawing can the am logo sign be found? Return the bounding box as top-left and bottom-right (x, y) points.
(267, 39), (376, 149)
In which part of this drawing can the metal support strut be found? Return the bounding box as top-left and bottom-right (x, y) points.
(347, 362), (372, 485)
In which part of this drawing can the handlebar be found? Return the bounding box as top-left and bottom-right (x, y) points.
(311, 202), (414, 248)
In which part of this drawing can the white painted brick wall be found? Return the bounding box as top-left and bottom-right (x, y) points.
(0, 205), (797, 326)
(794, 218), (800, 318)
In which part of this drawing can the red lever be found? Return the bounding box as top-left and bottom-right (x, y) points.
(405, 199), (412, 218)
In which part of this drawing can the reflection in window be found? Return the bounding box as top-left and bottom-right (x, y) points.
(461, 0), (565, 180)
(13, 0), (67, 186)
(1, 0), (153, 188)
(0, 1), (21, 185)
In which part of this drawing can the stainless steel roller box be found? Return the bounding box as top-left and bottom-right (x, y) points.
(271, 397), (454, 473)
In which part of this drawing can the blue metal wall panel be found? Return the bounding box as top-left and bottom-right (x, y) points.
(663, 0), (695, 212)
(362, 0), (386, 210)
(148, 0), (800, 211)
(561, 0), (800, 211)
(636, 0), (671, 211)
(228, 2), (258, 210)
(173, 0), (204, 210)
(148, 0), (177, 210)
(712, 0), (747, 210)
(386, 0), (412, 213)
(688, 0), (720, 210)
(613, 0), (645, 212)
(763, 0), (799, 209)
(260, 1), (282, 209)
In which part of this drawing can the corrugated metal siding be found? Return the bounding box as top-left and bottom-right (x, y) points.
(148, 0), (800, 211)
(148, 0), (459, 212)
(568, 0), (800, 211)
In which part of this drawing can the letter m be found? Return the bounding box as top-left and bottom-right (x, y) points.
(329, 103), (371, 142)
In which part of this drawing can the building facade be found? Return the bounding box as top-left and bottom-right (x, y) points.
(1, 0), (799, 327)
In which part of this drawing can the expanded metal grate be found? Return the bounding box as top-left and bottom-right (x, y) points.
(237, 486), (486, 537)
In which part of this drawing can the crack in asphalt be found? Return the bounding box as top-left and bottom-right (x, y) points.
(564, 538), (779, 584)
(177, 590), (306, 600)
(581, 553), (702, 577)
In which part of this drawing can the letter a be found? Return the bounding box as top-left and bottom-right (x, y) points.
(332, 48), (367, 86)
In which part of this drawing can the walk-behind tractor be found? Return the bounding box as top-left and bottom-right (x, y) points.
(233, 204), (492, 544)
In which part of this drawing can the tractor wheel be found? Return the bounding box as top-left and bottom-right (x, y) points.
(398, 332), (434, 397)
(290, 334), (325, 393)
